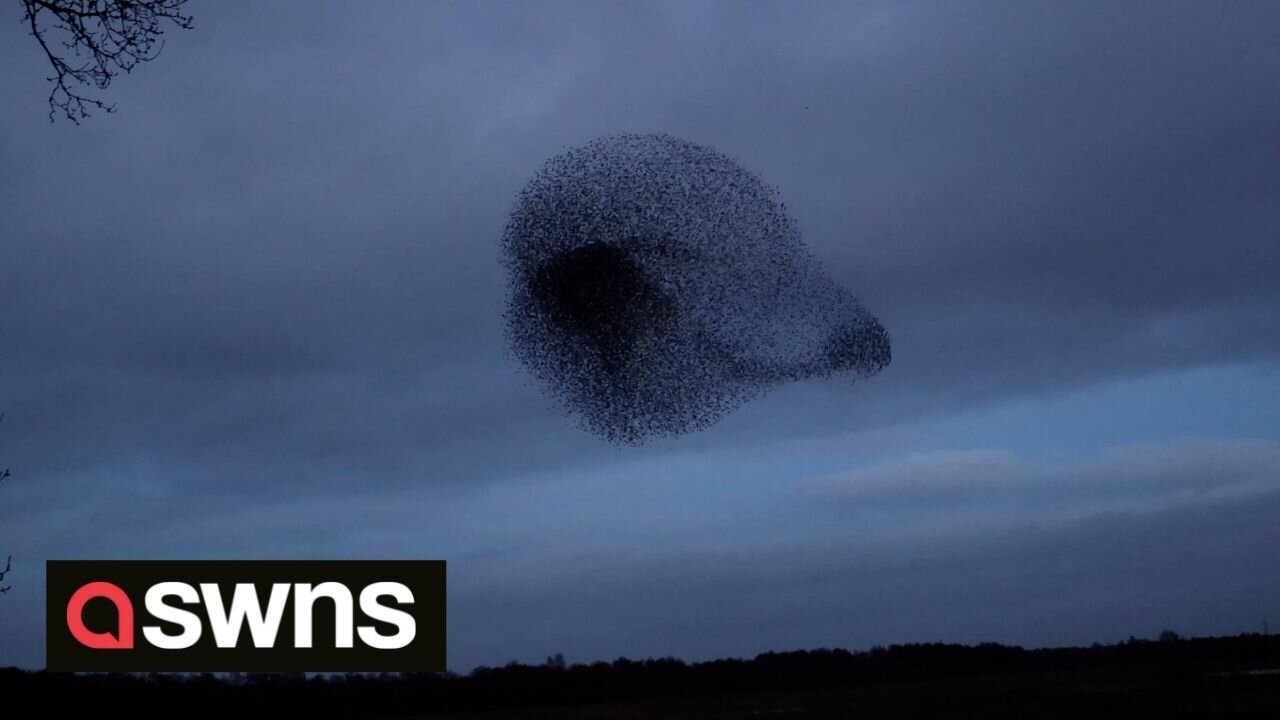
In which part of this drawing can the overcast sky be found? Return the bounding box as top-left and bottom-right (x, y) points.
(2, 0), (1279, 672)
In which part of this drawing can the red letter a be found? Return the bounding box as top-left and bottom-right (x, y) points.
(67, 581), (134, 649)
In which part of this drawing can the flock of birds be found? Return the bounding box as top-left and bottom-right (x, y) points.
(501, 133), (891, 444)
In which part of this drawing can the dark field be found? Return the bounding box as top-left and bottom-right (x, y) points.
(3, 633), (1278, 717)
(431, 671), (1280, 718)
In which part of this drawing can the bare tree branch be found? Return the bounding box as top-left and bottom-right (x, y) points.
(19, 0), (194, 124)
(1, 416), (9, 487)
(0, 413), (8, 486)
(1, 414), (9, 594)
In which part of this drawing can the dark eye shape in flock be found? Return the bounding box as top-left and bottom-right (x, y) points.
(501, 133), (891, 445)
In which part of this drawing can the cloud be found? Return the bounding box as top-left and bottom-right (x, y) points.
(6, 430), (1280, 671)
(801, 437), (1280, 534)
(442, 484), (1280, 671)
(2, 2), (1277, 468)
(801, 450), (1029, 502)
(1, 0), (1279, 671)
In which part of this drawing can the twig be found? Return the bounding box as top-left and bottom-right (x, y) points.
(20, 0), (194, 123)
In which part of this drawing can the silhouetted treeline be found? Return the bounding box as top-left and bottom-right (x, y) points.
(1, 632), (1278, 717)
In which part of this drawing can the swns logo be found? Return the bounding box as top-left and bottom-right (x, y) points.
(46, 560), (445, 672)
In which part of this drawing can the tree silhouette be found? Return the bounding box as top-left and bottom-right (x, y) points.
(2, 634), (1280, 715)
(19, 0), (194, 123)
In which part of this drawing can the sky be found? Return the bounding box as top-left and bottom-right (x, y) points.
(1, 0), (1279, 672)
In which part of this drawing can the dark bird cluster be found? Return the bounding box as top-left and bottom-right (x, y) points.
(501, 133), (891, 444)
